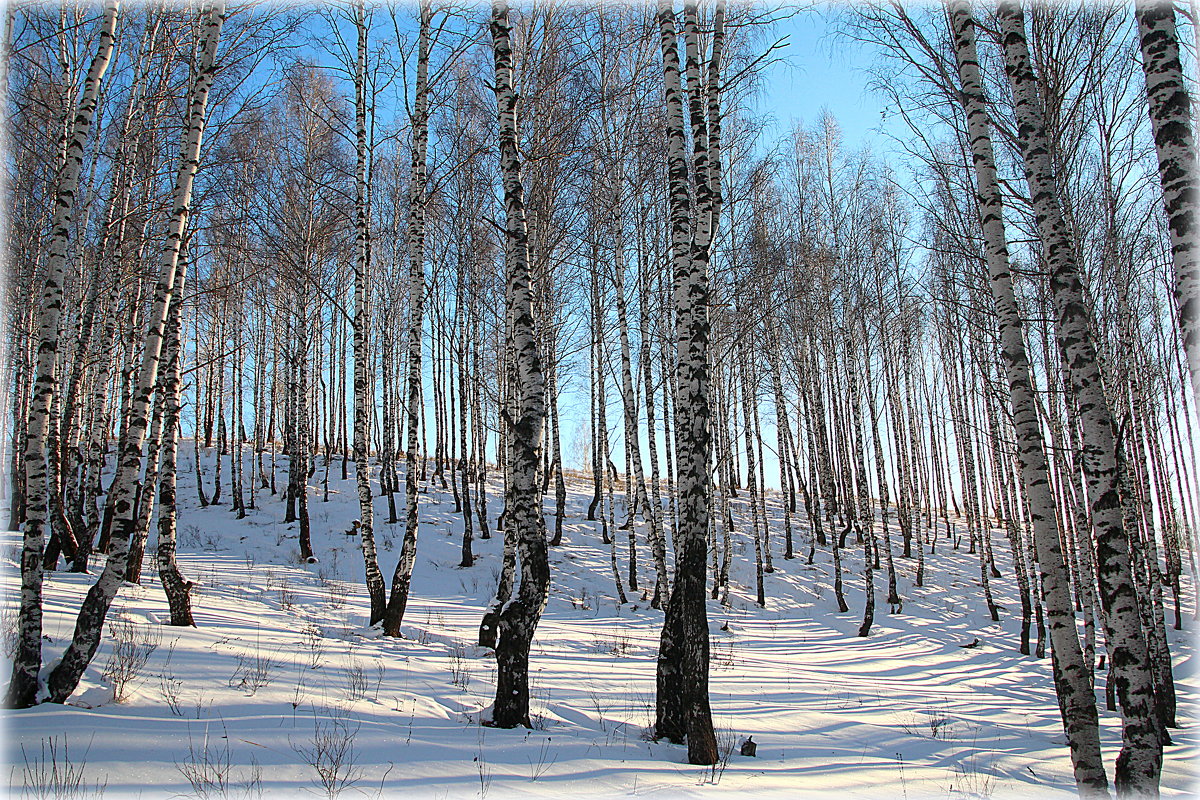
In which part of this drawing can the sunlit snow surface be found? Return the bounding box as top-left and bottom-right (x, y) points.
(3, 446), (1196, 798)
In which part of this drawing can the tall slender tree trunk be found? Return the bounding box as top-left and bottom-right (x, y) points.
(946, 7), (1108, 791)
(353, 0), (386, 625)
(7, 0), (119, 709)
(613, 212), (667, 606)
(45, 1), (224, 704)
(487, 0), (550, 730)
(1135, 0), (1199, 409)
(383, 0), (431, 638)
(997, 3), (1161, 793)
(653, 0), (721, 766)
(457, 281), (475, 567)
(157, 246), (194, 626)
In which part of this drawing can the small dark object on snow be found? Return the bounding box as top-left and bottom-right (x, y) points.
(347, 520), (361, 536)
(959, 638), (979, 649)
(740, 737), (756, 757)
(306, 556), (319, 564)
(720, 620), (730, 632)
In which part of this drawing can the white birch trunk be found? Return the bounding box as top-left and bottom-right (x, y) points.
(489, 0), (550, 729)
(653, 0), (720, 766)
(45, 2), (224, 704)
(1135, 0), (1200, 410)
(6, 0), (118, 709)
(157, 250), (194, 627)
(996, 2), (1161, 793)
(383, 0), (432, 638)
(949, 11), (1109, 782)
(352, 0), (386, 625)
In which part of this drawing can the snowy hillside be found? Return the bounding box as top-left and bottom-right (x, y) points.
(4, 446), (1196, 799)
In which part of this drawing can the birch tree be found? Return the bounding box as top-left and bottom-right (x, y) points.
(45, 1), (225, 705)
(1134, 0), (1199, 410)
(947, 3), (1107, 792)
(352, 0), (386, 626)
(487, 0), (550, 729)
(384, 0), (430, 637)
(6, 0), (119, 710)
(653, 0), (721, 766)
(996, 2), (1161, 793)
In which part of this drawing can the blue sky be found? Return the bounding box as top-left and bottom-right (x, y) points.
(755, 8), (897, 156)
(548, 8), (909, 488)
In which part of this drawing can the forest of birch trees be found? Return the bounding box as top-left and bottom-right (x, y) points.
(3, 0), (1196, 796)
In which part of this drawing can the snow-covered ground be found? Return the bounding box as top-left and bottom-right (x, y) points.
(3, 445), (1196, 798)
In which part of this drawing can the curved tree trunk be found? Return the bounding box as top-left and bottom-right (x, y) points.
(6, 0), (119, 709)
(46, 1), (224, 704)
(946, 4), (1108, 793)
(996, 3), (1161, 794)
(157, 246), (195, 626)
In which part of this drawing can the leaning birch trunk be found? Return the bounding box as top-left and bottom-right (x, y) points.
(1135, 0), (1200, 410)
(488, 0), (550, 730)
(45, 2), (225, 704)
(6, 0), (119, 709)
(653, 0), (720, 766)
(382, 0), (431, 639)
(125, 358), (167, 584)
(353, 0), (386, 626)
(946, 4), (1108, 793)
(996, 2), (1161, 794)
(157, 247), (194, 626)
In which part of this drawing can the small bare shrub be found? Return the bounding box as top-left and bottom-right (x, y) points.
(587, 690), (610, 732)
(593, 628), (631, 658)
(448, 642), (470, 690)
(301, 622), (325, 669)
(700, 727), (737, 785)
(527, 737), (557, 781)
(952, 754), (997, 797)
(344, 660), (368, 700)
(177, 723), (262, 800)
(19, 736), (106, 800)
(474, 726), (492, 800)
(322, 578), (350, 611)
(277, 575), (296, 611)
(103, 616), (160, 702)
(292, 707), (362, 799)
(899, 704), (954, 740)
(179, 524), (202, 549)
(372, 663), (385, 701)
(926, 707), (953, 739)
(159, 641), (186, 717)
(228, 647), (280, 695)
(529, 686), (551, 731)
(711, 639), (737, 672)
